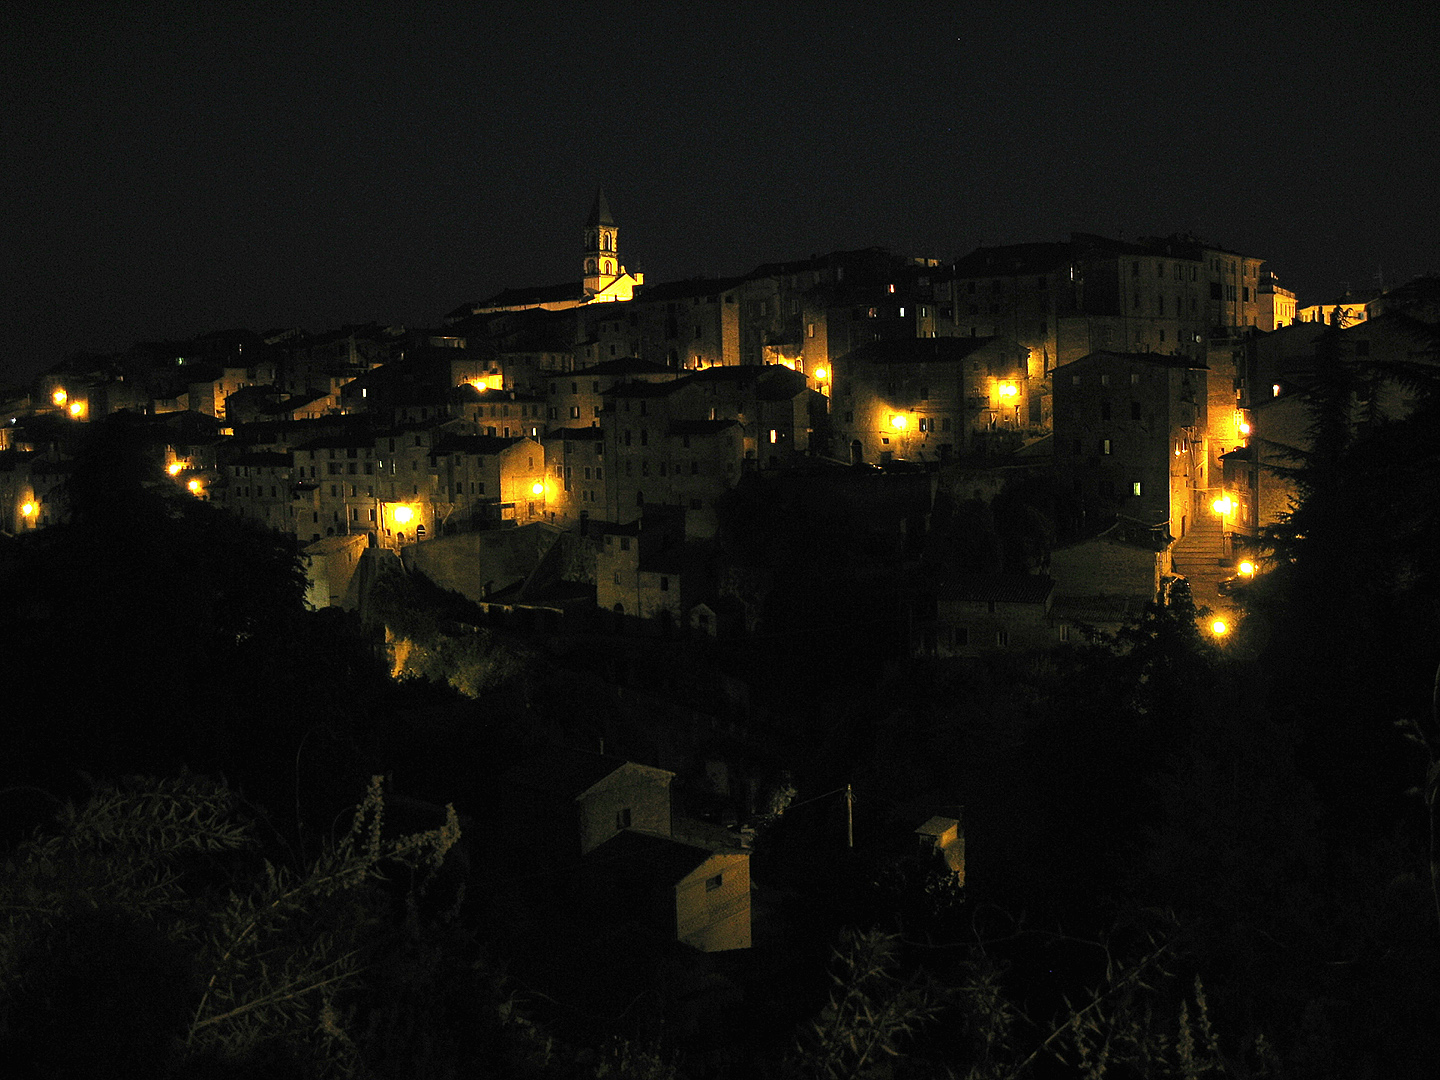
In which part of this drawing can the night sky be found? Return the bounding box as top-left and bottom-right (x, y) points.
(4, 0), (1437, 384)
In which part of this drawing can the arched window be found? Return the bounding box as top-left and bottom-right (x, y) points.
(586, 259), (597, 274)
(603, 260), (614, 275)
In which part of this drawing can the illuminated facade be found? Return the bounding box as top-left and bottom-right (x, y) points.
(830, 336), (1032, 464)
(1257, 271), (1297, 331)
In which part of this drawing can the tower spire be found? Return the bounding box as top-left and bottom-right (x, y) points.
(583, 187), (620, 296)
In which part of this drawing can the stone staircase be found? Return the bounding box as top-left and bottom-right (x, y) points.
(1170, 514), (1230, 618)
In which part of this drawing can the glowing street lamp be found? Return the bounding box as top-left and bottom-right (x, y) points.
(530, 481), (545, 497)
(1237, 560), (1256, 578)
(1211, 494), (1234, 517)
(186, 478), (203, 496)
(167, 461), (185, 477)
(1210, 618), (1230, 637)
(51, 388), (67, 408)
(813, 366), (829, 382)
(392, 504), (415, 525)
(997, 382), (1019, 401)
(889, 413), (908, 431)
(20, 500), (36, 518)
(68, 400), (85, 419)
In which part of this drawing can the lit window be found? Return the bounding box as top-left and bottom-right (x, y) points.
(1132, 481), (1142, 496)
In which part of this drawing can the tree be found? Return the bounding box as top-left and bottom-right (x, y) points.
(0, 774), (459, 1077)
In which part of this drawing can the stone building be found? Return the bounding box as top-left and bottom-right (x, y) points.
(1052, 350), (1209, 538)
(831, 336), (1032, 464)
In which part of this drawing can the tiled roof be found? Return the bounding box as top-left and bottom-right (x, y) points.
(839, 337), (1000, 365)
(939, 574), (1055, 605)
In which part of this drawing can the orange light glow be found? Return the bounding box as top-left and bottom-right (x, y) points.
(1238, 560), (1256, 577)
(20, 500), (36, 517)
(68, 401), (85, 418)
(186, 479), (203, 495)
(467, 374), (504, 392)
(997, 382), (1019, 399)
(889, 414), (908, 430)
(530, 481), (545, 496)
(1211, 619), (1230, 636)
(167, 461), (185, 476)
(1211, 495), (1234, 516)
(393, 505), (414, 525)
(52, 388), (68, 407)
(813, 366), (829, 381)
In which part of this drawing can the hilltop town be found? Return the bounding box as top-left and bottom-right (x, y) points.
(3, 193), (1439, 1077)
(8, 191), (1435, 643)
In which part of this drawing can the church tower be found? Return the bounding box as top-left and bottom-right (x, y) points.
(583, 188), (620, 297)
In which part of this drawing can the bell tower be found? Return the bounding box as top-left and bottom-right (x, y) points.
(583, 188), (619, 296)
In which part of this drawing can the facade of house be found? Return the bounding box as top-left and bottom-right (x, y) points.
(830, 336), (1033, 464)
(1052, 350), (1209, 537)
(926, 574), (1058, 657)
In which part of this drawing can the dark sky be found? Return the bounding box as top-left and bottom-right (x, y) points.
(4, 0), (1437, 385)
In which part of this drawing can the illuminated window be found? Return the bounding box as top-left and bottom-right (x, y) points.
(1132, 481), (1142, 496)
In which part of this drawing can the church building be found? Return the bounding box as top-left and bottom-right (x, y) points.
(460, 189), (644, 316)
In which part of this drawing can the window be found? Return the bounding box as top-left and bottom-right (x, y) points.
(1131, 401), (1141, 420)
(660, 576), (669, 592)
(705, 873), (723, 892)
(996, 630), (1010, 647)
(1101, 439), (1112, 455)
(620, 536), (630, 551)
(617, 808), (632, 829)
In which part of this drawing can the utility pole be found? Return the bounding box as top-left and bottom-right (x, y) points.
(846, 783), (854, 849)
